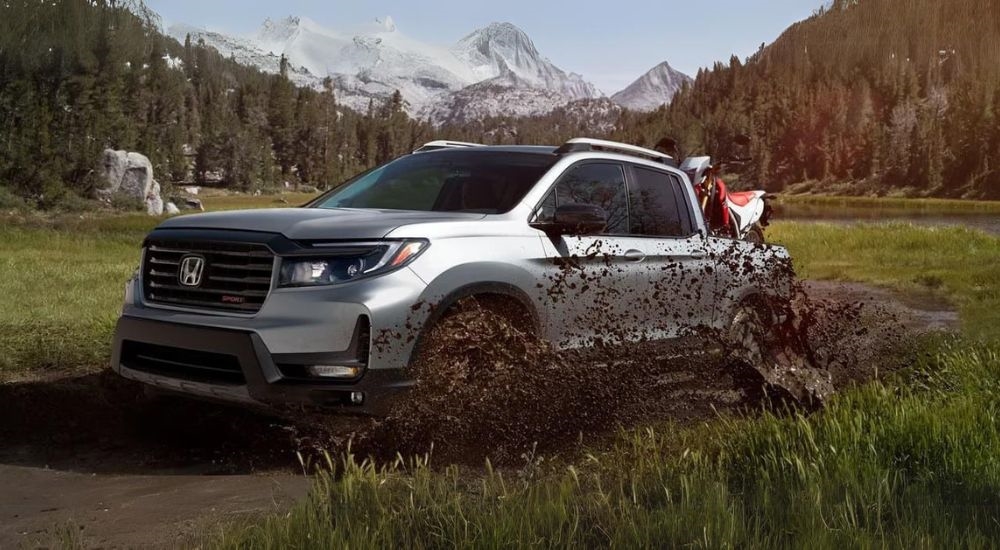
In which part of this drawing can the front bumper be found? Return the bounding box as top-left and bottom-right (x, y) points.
(111, 316), (414, 415)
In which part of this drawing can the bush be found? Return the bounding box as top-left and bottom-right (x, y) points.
(108, 191), (145, 212)
(49, 190), (100, 213)
(0, 185), (29, 211)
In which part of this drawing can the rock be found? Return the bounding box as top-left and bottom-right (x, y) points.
(165, 202), (181, 215)
(182, 186), (201, 195)
(100, 150), (128, 192)
(169, 196), (205, 211)
(146, 180), (163, 216)
(146, 195), (163, 216)
(99, 148), (163, 216)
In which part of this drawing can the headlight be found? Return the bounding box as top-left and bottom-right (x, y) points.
(278, 240), (428, 288)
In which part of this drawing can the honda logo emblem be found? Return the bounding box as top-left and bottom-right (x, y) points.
(178, 255), (206, 287)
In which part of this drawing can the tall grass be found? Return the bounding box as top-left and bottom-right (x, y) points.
(215, 342), (1000, 548)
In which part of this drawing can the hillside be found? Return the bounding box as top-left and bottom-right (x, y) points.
(617, 0), (1000, 198)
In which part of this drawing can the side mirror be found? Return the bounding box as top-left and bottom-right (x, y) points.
(531, 203), (608, 236)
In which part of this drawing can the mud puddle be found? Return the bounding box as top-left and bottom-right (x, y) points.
(0, 281), (957, 548)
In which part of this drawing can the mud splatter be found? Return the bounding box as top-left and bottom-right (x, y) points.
(348, 240), (938, 465)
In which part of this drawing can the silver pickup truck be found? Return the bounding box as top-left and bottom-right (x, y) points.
(111, 138), (792, 414)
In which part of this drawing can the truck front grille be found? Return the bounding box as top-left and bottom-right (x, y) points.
(121, 340), (245, 385)
(142, 239), (274, 313)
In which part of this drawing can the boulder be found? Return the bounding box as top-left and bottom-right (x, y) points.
(146, 180), (163, 216)
(182, 186), (201, 195)
(99, 148), (164, 216)
(168, 196), (205, 211)
(165, 202), (181, 215)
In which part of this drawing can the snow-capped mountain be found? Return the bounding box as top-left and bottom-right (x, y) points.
(452, 23), (599, 101)
(167, 17), (605, 123)
(611, 61), (692, 112)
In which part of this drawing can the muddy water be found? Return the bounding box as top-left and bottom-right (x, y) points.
(777, 202), (1000, 235)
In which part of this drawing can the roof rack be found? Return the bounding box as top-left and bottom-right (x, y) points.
(555, 137), (676, 166)
(413, 140), (485, 153)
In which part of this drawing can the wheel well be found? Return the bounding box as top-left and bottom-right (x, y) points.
(442, 292), (535, 330)
(407, 286), (539, 369)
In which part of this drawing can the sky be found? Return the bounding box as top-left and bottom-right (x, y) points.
(145, 0), (824, 94)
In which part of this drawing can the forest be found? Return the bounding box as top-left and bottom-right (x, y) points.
(617, 0), (1000, 198)
(2, 0), (1000, 210)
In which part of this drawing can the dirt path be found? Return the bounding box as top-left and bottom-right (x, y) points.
(0, 465), (307, 548)
(0, 281), (958, 549)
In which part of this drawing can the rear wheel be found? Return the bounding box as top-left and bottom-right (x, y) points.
(728, 300), (768, 369)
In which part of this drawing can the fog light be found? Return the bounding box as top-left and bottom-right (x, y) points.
(305, 365), (361, 379)
(350, 392), (365, 405)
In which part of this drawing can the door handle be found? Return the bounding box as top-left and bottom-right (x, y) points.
(624, 249), (646, 263)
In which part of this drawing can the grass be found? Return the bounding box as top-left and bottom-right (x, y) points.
(0, 195), (310, 378)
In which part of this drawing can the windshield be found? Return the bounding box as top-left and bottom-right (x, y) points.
(314, 151), (557, 214)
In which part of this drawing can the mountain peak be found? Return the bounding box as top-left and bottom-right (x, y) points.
(459, 21), (538, 59)
(611, 61), (691, 111)
(374, 16), (397, 32)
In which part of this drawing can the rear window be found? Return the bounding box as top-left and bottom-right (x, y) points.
(629, 167), (688, 237)
(314, 151), (557, 214)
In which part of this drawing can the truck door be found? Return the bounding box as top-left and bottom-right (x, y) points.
(533, 162), (651, 348)
(624, 165), (720, 338)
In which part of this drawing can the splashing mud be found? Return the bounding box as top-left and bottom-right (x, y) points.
(341, 241), (940, 465)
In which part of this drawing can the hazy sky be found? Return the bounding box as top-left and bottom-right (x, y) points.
(146, 0), (823, 94)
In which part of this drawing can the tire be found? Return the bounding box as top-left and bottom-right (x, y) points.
(744, 224), (765, 245)
(728, 301), (768, 369)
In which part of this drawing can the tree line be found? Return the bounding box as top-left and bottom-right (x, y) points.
(3, 0), (999, 209)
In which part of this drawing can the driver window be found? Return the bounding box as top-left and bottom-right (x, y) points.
(539, 163), (629, 235)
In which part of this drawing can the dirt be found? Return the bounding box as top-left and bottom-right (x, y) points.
(0, 280), (958, 549)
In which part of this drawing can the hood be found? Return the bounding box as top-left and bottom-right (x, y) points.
(156, 207), (486, 240)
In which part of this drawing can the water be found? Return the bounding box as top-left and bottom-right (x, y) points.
(775, 203), (1000, 236)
